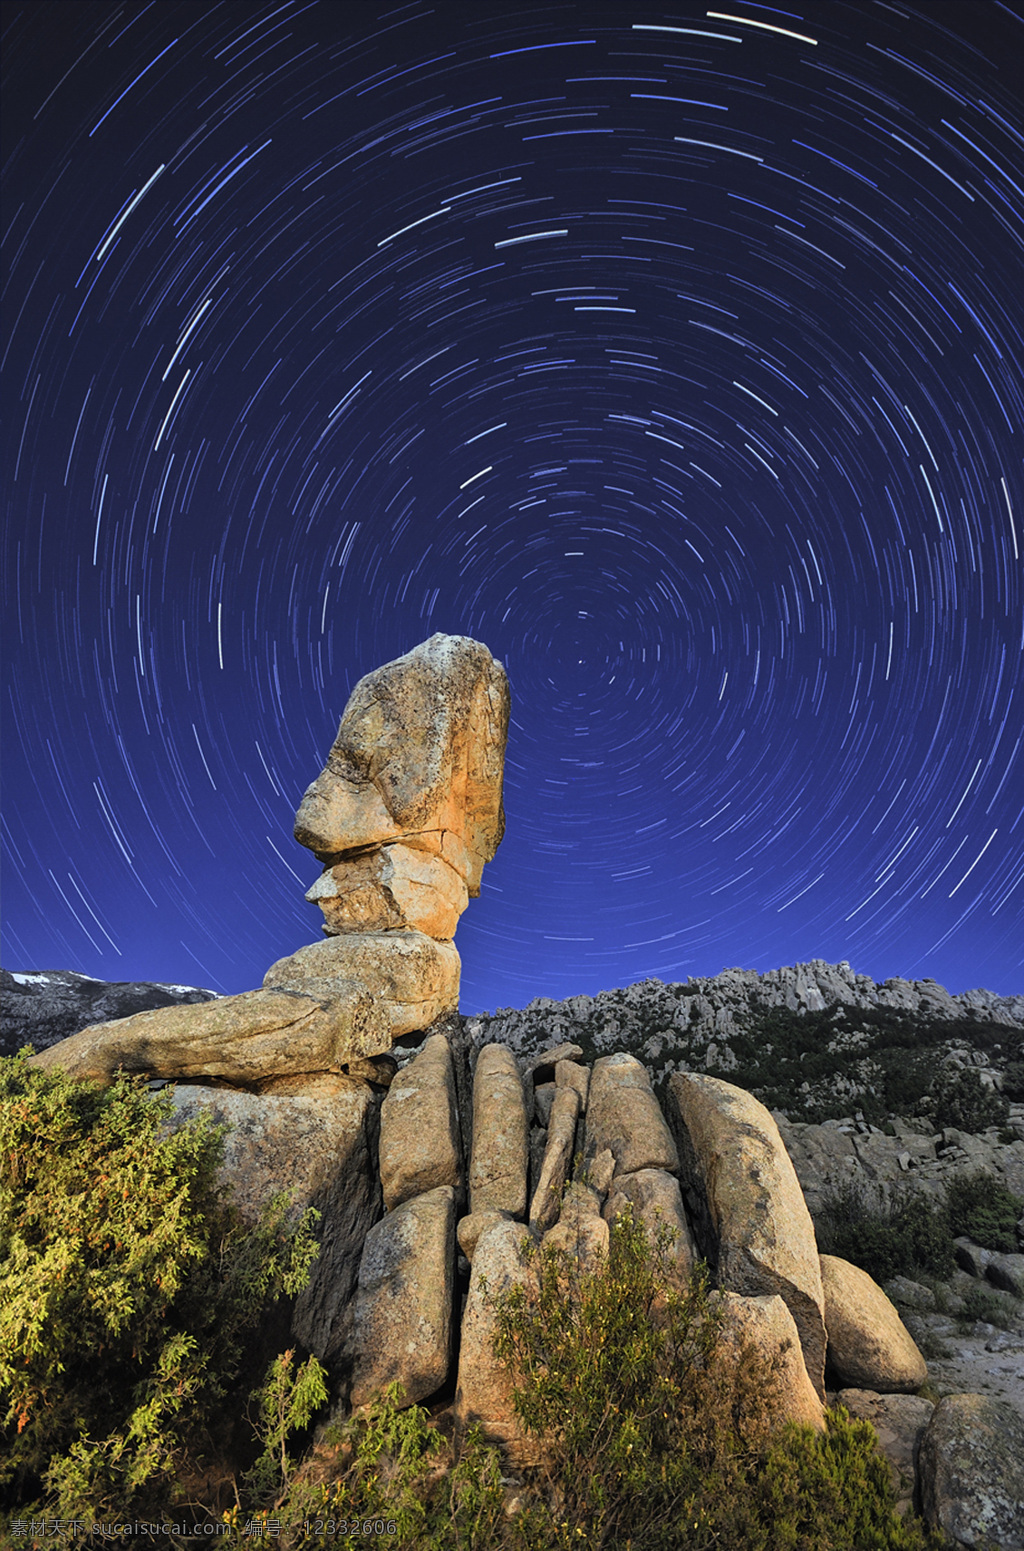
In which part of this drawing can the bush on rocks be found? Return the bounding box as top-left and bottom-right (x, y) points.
(276, 1213), (936, 1549)
(944, 1169), (1023, 1253)
(0, 1052), (320, 1521)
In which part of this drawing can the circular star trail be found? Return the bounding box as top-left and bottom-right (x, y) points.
(2, 1), (1022, 1008)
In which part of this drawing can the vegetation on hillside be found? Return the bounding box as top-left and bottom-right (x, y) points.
(814, 1170), (1023, 1282)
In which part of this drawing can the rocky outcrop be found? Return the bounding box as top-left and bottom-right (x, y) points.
(294, 633), (509, 903)
(820, 1255), (927, 1392)
(529, 1084), (579, 1233)
(28, 985), (392, 1086)
(919, 1393), (1024, 1548)
(0, 968), (217, 1058)
(666, 1073), (827, 1398)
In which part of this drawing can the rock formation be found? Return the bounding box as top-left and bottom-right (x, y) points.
(27, 634), (508, 1092)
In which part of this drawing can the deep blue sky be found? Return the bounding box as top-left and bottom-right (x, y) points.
(2, 0), (1022, 1011)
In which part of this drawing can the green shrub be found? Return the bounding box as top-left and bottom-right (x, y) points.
(0, 1052), (319, 1520)
(814, 1180), (954, 1283)
(266, 1215), (935, 1549)
(1002, 1061), (1024, 1101)
(944, 1170), (1023, 1252)
(956, 1283), (1017, 1331)
(930, 1067), (1009, 1132)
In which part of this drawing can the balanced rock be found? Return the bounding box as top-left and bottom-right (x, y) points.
(469, 1043), (528, 1218)
(715, 1292), (825, 1433)
(919, 1393), (1024, 1548)
(166, 1083), (382, 1362)
(345, 1185), (456, 1410)
(295, 634), (509, 899)
(666, 1073), (827, 1398)
(378, 1033), (462, 1210)
(820, 1254), (928, 1393)
(585, 1053), (679, 1178)
(29, 984), (391, 1086)
(264, 932), (460, 1039)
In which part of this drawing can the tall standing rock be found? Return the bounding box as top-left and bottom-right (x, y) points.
(469, 1044), (528, 1219)
(666, 1072), (827, 1398)
(585, 1052), (679, 1178)
(295, 633), (510, 907)
(378, 1033), (462, 1210)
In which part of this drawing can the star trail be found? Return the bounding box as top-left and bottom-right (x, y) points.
(2, 0), (1022, 1010)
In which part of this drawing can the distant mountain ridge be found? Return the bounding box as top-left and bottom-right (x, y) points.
(466, 959), (1024, 1127)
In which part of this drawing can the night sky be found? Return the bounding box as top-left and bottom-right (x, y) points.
(2, 1), (1022, 1013)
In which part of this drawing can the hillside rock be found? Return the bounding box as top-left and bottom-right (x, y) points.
(667, 1073), (827, 1397)
(919, 1393), (1024, 1547)
(0, 968), (218, 1058)
(294, 633), (509, 900)
(28, 984), (391, 1086)
(820, 1255), (928, 1392)
(264, 932), (460, 1038)
(166, 1083), (382, 1362)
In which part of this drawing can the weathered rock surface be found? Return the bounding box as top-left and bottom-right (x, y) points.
(306, 842), (468, 941)
(457, 1208), (512, 1264)
(987, 1252), (1024, 1298)
(294, 634), (509, 898)
(585, 1052), (678, 1177)
(345, 1185), (456, 1410)
(1, 968), (218, 1058)
(667, 1073), (827, 1398)
(919, 1393), (1024, 1547)
(469, 1043), (528, 1218)
(529, 1084), (580, 1233)
(541, 1181), (609, 1272)
(555, 1057), (590, 1109)
(455, 1218), (540, 1459)
(715, 1291), (825, 1433)
(603, 1168), (696, 1285)
(835, 1389), (935, 1512)
(166, 1083), (382, 1362)
(264, 932), (460, 1038)
(29, 985), (391, 1086)
(378, 1033), (462, 1210)
(820, 1254), (928, 1392)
